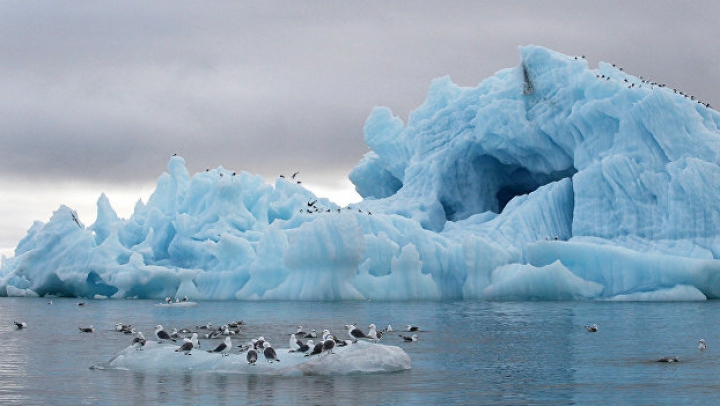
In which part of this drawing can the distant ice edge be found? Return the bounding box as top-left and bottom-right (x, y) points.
(4, 45), (720, 302)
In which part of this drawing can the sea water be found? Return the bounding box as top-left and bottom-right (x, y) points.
(0, 298), (718, 405)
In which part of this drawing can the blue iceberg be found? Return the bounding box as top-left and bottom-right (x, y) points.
(3, 45), (720, 301)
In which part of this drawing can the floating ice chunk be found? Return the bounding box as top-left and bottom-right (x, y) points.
(94, 340), (411, 376)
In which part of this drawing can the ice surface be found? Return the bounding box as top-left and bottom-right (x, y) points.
(94, 340), (411, 376)
(3, 45), (720, 301)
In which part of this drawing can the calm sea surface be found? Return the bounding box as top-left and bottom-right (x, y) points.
(0, 298), (718, 405)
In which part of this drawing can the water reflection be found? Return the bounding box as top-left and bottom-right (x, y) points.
(1, 298), (720, 405)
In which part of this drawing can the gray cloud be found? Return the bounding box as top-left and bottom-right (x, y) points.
(0, 1), (718, 211)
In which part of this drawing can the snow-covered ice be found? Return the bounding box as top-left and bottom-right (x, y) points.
(94, 340), (411, 376)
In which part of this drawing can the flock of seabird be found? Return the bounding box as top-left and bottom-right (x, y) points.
(584, 322), (707, 363)
(113, 320), (421, 365)
(572, 55), (714, 110)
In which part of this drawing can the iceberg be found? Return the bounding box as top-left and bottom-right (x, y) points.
(93, 340), (411, 376)
(3, 45), (720, 301)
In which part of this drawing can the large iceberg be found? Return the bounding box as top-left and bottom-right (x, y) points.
(3, 45), (720, 301)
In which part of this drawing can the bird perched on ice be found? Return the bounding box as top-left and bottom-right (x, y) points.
(207, 336), (232, 356)
(399, 334), (418, 342)
(263, 342), (280, 363)
(345, 324), (369, 342)
(322, 335), (336, 355)
(367, 324), (382, 342)
(305, 340), (324, 357)
(176, 338), (193, 355)
(247, 349), (258, 365)
(699, 339), (707, 351)
(154, 325), (176, 343)
(132, 332), (147, 350)
(289, 334), (301, 352)
(585, 324), (598, 332)
(295, 339), (313, 354)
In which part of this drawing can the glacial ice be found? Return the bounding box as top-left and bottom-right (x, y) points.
(95, 340), (411, 376)
(3, 45), (720, 301)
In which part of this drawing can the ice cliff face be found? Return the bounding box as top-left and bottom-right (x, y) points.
(3, 45), (720, 301)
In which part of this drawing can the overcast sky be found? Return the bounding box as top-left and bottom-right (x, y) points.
(1, 1), (718, 256)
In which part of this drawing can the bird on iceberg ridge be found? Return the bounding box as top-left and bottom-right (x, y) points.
(322, 335), (336, 355)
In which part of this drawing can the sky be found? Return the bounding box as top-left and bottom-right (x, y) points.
(1, 1), (719, 256)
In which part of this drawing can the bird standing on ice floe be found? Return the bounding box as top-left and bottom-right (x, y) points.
(247, 349), (258, 365)
(207, 336), (232, 356)
(322, 335), (336, 355)
(132, 332), (146, 350)
(585, 324), (598, 332)
(367, 324), (382, 342)
(176, 338), (193, 355)
(305, 340), (324, 357)
(699, 339), (707, 351)
(155, 325), (176, 343)
(295, 339), (312, 354)
(345, 324), (369, 342)
(289, 334), (301, 352)
(13, 321), (27, 329)
(399, 334), (418, 342)
(263, 342), (280, 363)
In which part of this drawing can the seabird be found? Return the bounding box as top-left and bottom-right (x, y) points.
(367, 324), (382, 342)
(263, 342), (280, 363)
(247, 349), (258, 365)
(132, 332), (147, 350)
(345, 324), (369, 342)
(115, 323), (132, 332)
(406, 325), (420, 332)
(170, 328), (180, 339)
(656, 356), (679, 363)
(155, 325), (176, 343)
(699, 339), (707, 351)
(190, 332), (200, 349)
(305, 340), (324, 357)
(291, 171), (300, 179)
(295, 339), (313, 353)
(585, 324), (598, 332)
(289, 334), (301, 351)
(322, 335), (336, 355)
(399, 334), (418, 342)
(207, 337), (232, 356)
(254, 336), (265, 350)
(176, 338), (194, 355)
(79, 325), (94, 333)
(77, 302), (86, 307)
(306, 329), (317, 338)
(385, 325), (393, 332)
(14, 321), (27, 329)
